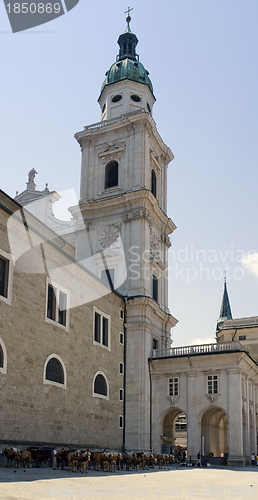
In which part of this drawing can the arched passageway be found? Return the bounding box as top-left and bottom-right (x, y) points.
(201, 406), (228, 457)
(162, 408), (187, 454)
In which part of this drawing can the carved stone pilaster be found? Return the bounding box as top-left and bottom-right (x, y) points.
(161, 232), (171, 248)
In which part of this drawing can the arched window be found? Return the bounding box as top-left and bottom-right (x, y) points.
(44, 355), (66, 387)
(151, 169), (157, 198)
(105, 161), (118, 189)
(0, 344), (3, 368)
(93, 372), (109, 399)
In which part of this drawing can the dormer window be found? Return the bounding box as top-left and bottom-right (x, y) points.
(105, 161), (118, 189)
(151, 169), (157, 198)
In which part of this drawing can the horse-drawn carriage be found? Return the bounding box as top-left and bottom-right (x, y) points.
(28, 446), (54, 468)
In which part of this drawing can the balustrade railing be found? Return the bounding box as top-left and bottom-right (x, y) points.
(84, 108), (146, 131)
(151, 341), (246, 359)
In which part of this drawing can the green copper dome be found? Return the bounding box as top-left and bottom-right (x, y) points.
(99, 18), (154, 98)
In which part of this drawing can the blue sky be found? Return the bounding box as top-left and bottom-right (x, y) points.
(1, 0), (257, 346)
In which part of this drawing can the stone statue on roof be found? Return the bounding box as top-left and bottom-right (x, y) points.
(28, 168), (38, 183)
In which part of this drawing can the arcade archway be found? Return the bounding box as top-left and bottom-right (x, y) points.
(162, 407), (187, 454)
(200, 406), (228, 456)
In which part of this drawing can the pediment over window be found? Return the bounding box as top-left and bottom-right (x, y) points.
(98, 142), (126, 160)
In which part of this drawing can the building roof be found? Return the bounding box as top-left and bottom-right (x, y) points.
(217, 279), (233, 327)
(99, 16), (154, 99)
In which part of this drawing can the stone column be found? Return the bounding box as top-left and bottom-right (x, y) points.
(227, 369), (244, 465)
(187, 372), (199, 459)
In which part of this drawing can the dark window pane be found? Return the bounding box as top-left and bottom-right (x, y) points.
(105, 161), (118, 189)
(151, 170), (157, 198)
(0, 345), (3, 368)
(102, 317), (109, 346)
(94, 312), (101, 343)
(152, 275), (158, 302)
(47, 285), (56, 321)
(0, 257), (9, 298)
(58, 291), (67, 326)
(46, 358), (64, 384)
(94, 374), (107, 396)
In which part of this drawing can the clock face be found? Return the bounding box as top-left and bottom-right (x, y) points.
(98, 227), (120, 250)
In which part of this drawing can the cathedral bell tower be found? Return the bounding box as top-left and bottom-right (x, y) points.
(74, 13), (178, 451)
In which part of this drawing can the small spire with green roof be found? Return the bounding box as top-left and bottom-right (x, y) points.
(217, 277), (233, 332)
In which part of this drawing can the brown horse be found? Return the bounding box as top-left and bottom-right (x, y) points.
(21, 450), (31, 467)
(3, 447), (21, 467)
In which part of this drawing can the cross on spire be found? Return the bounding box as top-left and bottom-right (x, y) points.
(125, 6), (133, 17)
(125, 6), (133, 27)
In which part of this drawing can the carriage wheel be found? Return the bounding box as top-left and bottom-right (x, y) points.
(35, 459), (42, 468)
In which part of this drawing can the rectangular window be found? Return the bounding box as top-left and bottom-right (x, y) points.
(93, 308), (110, 350)
(0, 257), (9, 299)
(153, 338), (158, 350)
(169, 378), (179, 397)
(47, 285), (56, 321)
(58, 291), (67, 326)
(207, 375), (218, 395)
(120, 332), (124, 345)
(239, 335), (246, 341)
(119, 415), (123, 428)
(94, 312), (101, 343)
(0, 250), (12, 305)
(120, 309), (124, 320)
(120, 362), (124, 375)
(152, 275), (158, 302)
(46, 279), (69, 330)
(119, 388), (123, 401)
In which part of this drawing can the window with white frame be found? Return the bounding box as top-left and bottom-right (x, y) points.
(169, 378), (179, 397)
(119, 362), (124, 375)
(93, 308), (110, 349)
(43, 354), (66, 389)
(119, 415), (123, 428)
(119, 388), (124, 401)
(207, 374), (219, 395)
(45, 278), (69, 330)
(0, 250), (13, 305)
(120, 332), (124, 345)
(93, 371), (109, 400)
(0, 337), (7, 374)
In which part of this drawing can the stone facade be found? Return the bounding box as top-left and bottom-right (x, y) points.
(0, 190), (124, 448)
(150, 342), (258, 466)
